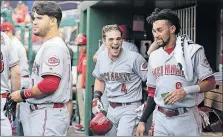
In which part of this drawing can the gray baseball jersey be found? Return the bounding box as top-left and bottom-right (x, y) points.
(94, 41), (138, 57)
(11, 37), (30, 77)
(11, 37), (31, 89)
(28, 37), (71, 104)
(92, 49), (147, 103)
(1, 32), (19, 93)
(147, 47), (213, 109)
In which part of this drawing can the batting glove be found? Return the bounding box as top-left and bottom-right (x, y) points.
(92, 98), (104, 115)
(199, 110), (210, 128)
(134, 102), (147, 119)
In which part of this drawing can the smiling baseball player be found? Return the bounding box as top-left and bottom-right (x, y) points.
(92, 24), (148, 136)
(9, 1), (71, 136)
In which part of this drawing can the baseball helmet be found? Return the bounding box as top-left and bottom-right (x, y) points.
(75, 33), (87, 45)
(118, 25), (128, 39)
(0, 22), (14, 33)
(90, 112), (113, 135)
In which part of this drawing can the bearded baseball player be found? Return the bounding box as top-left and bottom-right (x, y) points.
(1, 31), (21, 136)
(92, 24), (147, 136)
(0, 22), (31, 135)
(9, 1), (71, 136)
(137, 8), (216, 136)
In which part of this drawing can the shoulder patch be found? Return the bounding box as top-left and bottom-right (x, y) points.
(140, 62), (148, 71)
(47, 56), (60, 66)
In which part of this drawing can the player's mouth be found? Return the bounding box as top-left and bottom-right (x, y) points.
(111, 46), (120, 49)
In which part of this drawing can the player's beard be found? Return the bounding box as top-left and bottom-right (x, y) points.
(156, 34), (171, 48)
(33, 26), (50, 37)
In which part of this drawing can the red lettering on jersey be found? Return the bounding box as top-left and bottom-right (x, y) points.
(170, 65), (176, 74)
(165, 64), (170, 74)
(0, 51), (4, 73)
(140, 62), (148, 71)
(175, 82), (182, 89)
(47, 56), (60, 66)
(121, 83), (127, 93)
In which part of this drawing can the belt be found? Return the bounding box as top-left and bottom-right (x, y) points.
(109, 102), (132, 108)
(1, 93), (8, 98)
(157, 107), (187, 117)
(30, 103), (64, 111)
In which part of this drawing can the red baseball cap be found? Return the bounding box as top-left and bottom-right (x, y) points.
(75, 34), (87, 45)
(0, 22), (14, 33)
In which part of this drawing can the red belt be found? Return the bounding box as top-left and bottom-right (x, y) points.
(33, 103), (64, 110)
(109, 102), (131, 108)
(1, 93), (8, 98)
(158, 107), (187, 117)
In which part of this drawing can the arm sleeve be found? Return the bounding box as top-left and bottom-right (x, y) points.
(81, 58), (87, 88)
(132, 54), (148, 81)
(41, 46), (64, 78)
(146, 58), (156, 88)
(37, 75), (61, 94)
(193, 48), (213, 82)
(139, 96), (156, 123)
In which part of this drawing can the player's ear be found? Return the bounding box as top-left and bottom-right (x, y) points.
(50, 17), (57, 28)
(170, 25), (176, 34)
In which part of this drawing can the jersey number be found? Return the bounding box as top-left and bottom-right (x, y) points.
(0, 51), (4, 73)
(175, 82), (182, 89)
(121, 83), (127, 93)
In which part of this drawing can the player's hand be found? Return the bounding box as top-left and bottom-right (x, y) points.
(163, 88), (186, 105)
(147, 41), (159, 56)
(136, 122), (145, 136)
(148, 122), (155, 136)
(9, 90), (23, 103)
(92, 98), (104, 115)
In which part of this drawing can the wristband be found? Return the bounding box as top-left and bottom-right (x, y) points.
(20, 88), (34, 99)
(94, 90), (103, 99)
(183, 85), (200, 94)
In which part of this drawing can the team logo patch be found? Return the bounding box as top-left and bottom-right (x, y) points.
(47, 56), (60, 66)
(140, 62), (148, 71)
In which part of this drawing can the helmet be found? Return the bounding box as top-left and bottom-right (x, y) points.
(118, 25), (128, 39)
(90, 112), (113, 135)
(0, 22), (14, 33)
(75, 33), (87, 45)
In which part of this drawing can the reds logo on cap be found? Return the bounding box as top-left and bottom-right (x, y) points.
(47, 56), (60, 66)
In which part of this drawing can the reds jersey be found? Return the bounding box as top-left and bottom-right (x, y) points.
(11, 37), (30, 77)
(1, 32), (19, 93)
(94, 41), (138, 57)
(93, 49), (147, 103)
(147, 47), (213, 109)
(28, 37), (71, 104)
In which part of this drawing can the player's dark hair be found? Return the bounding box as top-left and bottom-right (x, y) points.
(31, 1), (62, 27)
(147, 8), (181, 34)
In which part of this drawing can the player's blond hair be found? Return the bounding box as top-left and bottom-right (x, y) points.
(102, 24), (122, 42)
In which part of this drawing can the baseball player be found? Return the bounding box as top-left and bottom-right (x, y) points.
(1, 31), (21, 136)
(9, 1), (71, 136)
(137, 8), (216, 136)
(73, 34), (87, 132)
(93, 25), (138, 62)
(0, 22), (32, 135)
(93, 25), (139, 112)
(92, 24), (148, 136)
